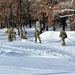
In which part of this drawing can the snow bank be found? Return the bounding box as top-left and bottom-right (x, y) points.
(40, 31), (60, 42)
(40, 31), (75, 43)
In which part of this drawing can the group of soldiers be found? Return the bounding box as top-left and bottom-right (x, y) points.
(5, 20), (68, 46)
(20, 30), (27, 39)
(35, 21), (68, 46)
(6, 28), (27, 42)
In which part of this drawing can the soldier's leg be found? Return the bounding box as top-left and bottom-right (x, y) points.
(8, 37), (12, 42)
(12, 35), (14, 40)
(21, 34), (23, 38)
(22, 35), (27, 39)
(62, 38), (65, 46)
(63, 39), (65, 45)
(13, 35), (16, 40)
(22, 35), (25, 39)
(25, 35), (27, 39)
(14, 35), (16, 40)
(38, 36), (41, 43)
(11, 34), (13, 41)
(62, 38), (63, 46)
(35, 36), (37, 43)
(8, 35), (12, 42)
(11, 35), (13, 41)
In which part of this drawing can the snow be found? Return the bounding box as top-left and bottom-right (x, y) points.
(0, 28), (75, 75)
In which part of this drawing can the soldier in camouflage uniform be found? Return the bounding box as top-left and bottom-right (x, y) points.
(20, 30), (23, 38)
(70, 19), (75, 31)
(34, 27), (41, 43)
(22, 30), (27, 39)
(20, 30), (27, 39)
(59, 28), (67, 46)
(11, 28), (16, 40)
(7, 28), (12, 42)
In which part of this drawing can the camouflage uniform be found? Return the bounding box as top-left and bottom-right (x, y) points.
(59, 28), (67, 46)
(34, 28), (41, 43)
(11, 28), (16, 40)
(20, 30), (27, 39)
(22, 31), (27, 39)
(20, 30), (23, 38)
(7, 28), (12, 42)
(70, 20), (75, 31)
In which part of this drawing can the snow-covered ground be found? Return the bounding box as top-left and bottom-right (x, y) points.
(0, 28), (75, 75)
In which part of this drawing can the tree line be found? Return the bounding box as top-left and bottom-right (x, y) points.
(0, 0), (75, 31)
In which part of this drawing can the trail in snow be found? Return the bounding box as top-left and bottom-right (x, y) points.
(0, 41), (74, 59)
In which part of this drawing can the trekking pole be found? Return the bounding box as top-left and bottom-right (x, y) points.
(67, 38), (75, 42)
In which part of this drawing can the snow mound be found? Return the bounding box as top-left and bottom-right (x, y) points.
(40, 31), (75, 43)
(40, 31), (60, 42)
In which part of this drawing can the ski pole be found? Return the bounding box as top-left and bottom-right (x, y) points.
(67, 38), (75, 42)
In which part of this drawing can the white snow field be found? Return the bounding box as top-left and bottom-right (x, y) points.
(0, 28), (75, 75)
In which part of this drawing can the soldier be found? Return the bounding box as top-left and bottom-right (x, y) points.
(34, 27), (41, 43)
(22, 30), (27, 39)
(59, 28), (67, 46)
(20, 30), (27, 39)
(11, 28), (16, 40)
(20, 30), (23, 38)
(7, 28), (12, 42)
(70, 19), (75, 31)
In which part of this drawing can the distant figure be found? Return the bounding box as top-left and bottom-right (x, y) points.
(70, 19), (75, 31)
(7, 28), (12, 42)
(34, 27), (41, 43)
(11, 28), (16, 40)
(59, 28), (67, 46)
(22, 30), (27, 39)
(20, 30), (23, 38)
(20, 30), (27, 39)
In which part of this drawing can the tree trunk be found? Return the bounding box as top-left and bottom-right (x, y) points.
(62, 17), (66, 31)
(17, 24), (20, 35)
(46, 25), (48, 31)
(28, 17), (32, 28)
(42, 14), (45, 30)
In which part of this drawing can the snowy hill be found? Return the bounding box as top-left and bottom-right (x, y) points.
(0, 28), (75, 75)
